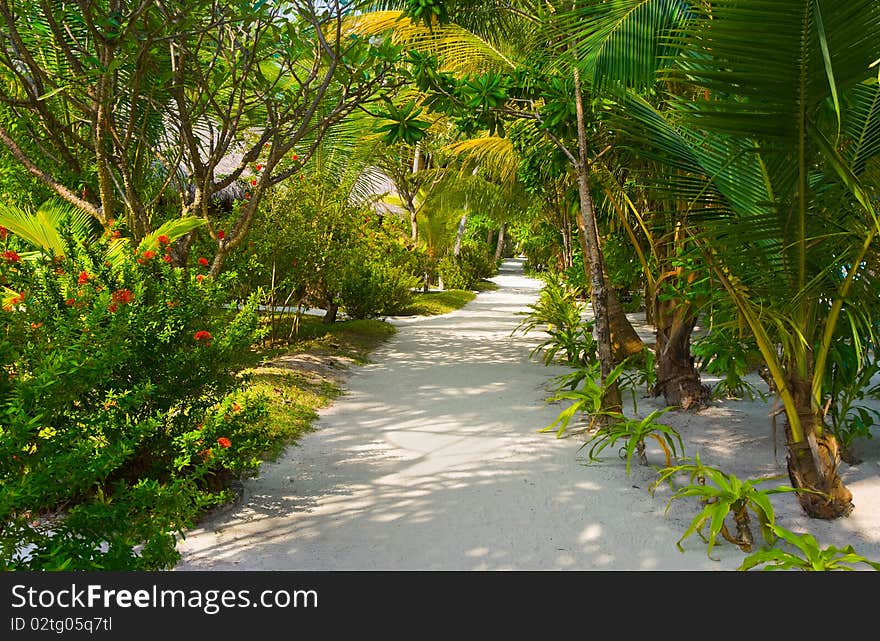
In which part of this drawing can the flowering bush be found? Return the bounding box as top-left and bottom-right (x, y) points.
(0, 221), (267, 570)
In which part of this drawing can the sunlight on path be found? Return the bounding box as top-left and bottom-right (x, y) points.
(174, 258), (748, 570)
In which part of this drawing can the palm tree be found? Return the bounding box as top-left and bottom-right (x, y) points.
(610, 0), (880, 518)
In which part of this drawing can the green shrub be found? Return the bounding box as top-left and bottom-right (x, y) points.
(0, 225), (267, 570)
(437, 240), (498, 291)
(339, 253), (420, 319)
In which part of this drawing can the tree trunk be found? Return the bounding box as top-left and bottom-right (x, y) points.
(408, 199), (419, 243)
(606, 285), (645, 362)
(322, 301), (339, 325)
(572, 68), (621, 415)
(644, 281), (655, 326)
(784, 373), (854, 519)
(494, 222), (506, 262)
(453, 212), (467, 257)
(653, 296), (709, 410)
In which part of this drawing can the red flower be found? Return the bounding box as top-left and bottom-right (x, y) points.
(163, 254), (172, 263)
(77, 271), (90, 284)
(107, 302), (118, 313)
(5, 291), (25, 310)
(256, 164), (262, 171)
(244, 192), (251, 199)
(196, 274), (204, 282)
(217, 437), (231, 448)
(194, 330), (212, 343)
(0, 226), (7, 239)
(251, 179), (257, 186)
(157, 235), (170, 245)
(198, 257), (209, 267)
(112, 230), (121, 239)
(111, 289), (133, 304)
(142, 250), (155, 260)
(292, 154), (298, 161)
(30, 322), (42, 329)
(3, 250), (20, 262)
(217, 230), (225, 240)
(65, 298), (76, 306)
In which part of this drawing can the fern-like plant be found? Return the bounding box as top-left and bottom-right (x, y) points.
(541, 360), (627, 437)
(513, 271), (596, 368)
(652, 454), (803, 559)
(738, 525), (880, 571)
(579, 407), (682, 475)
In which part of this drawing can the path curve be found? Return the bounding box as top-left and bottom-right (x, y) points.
(173, 258), (768, 570)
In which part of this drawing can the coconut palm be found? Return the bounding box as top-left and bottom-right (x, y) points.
(606, 0), (880, 518)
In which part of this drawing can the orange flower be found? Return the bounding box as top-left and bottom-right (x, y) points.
(157, 235), (170, 245)
(108, 302), (118, 313)
(77, 271), (90, 284)
(142, 250), (155, 260)
(232, 403), (241, 413)
(163, 254), (172, 263)
(217, 437), (231, 448)
(194, 330), (212, 344)
(196, 274), (204, 282)
(111, 289), (133, 304)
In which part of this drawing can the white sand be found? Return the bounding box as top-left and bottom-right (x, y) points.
(174, 258), (880, 571)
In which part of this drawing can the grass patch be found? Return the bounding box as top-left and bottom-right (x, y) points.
(243, 367), (342, 462)
(258, 315), (396, 363)
(474, 279), (499, 292)
(398, 289), (476, 316)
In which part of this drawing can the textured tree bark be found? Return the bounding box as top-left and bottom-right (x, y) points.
(784, 373), (854, 519)
(653, 296), (709, 410)
(573, 69), (621, 414)
(606, 285), (645, 362)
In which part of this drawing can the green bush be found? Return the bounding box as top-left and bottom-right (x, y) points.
(0, 226), (267, 570)
(339, 252), (420, 319)
(437, 240), (497, 290)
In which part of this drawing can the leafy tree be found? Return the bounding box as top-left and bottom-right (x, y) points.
(0, 1), (408, 274)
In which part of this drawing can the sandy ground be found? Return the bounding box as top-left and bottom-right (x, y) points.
(174, 258), (880, 571)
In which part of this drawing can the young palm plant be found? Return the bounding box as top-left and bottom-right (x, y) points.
(580, 406), (683, 475)
(652, 453), (805, 558)
(738, 525), (880, 571)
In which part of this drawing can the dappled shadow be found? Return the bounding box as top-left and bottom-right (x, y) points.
(174, 258), (880, 571)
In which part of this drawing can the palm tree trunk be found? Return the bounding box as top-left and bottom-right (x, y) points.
(494, 222), (506, 262)
(784, 371), (853, 518)
(606, 285), (645, 362)
(653, 296), (709, 410)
